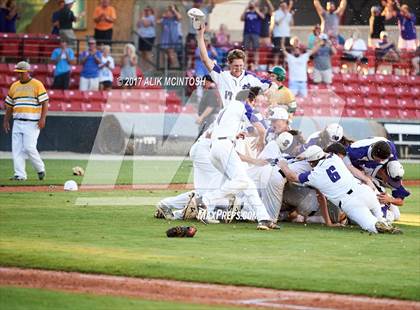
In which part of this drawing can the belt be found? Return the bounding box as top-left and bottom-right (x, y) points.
(278, 169), (286, 178)
(338, 189), (353, 208)
(217, 137), (228, 140)
(14, 118), (39, 122)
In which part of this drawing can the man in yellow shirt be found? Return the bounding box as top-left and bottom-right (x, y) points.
(2, 61), (49, 181)
(93, 0), (117, 45)
(265, 66), (297, 118)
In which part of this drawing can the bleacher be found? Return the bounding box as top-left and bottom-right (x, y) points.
(1, 33), (419, 119)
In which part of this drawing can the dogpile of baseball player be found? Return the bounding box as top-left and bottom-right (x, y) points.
(154, 24), (409, 235)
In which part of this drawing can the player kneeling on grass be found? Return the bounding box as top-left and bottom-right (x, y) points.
(278, 145), (402, 234)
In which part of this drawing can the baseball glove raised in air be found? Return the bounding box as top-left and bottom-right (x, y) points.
(166, 226), (197, 238)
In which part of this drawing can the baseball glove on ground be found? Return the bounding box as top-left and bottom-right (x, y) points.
(166, 226), (197, 238)
(72, 166), (85, 176)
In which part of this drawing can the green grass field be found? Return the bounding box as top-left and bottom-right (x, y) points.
(0, 159), (418, 186)
(0, 287), (244, 310)
(0, 187), (419, 301)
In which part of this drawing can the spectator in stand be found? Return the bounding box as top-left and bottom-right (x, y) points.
(369, 4), (393, 48)
(137, 6), (156, 70)
(93, 0), (117, 45)
(283, 42), (314, 97)
(215, 23), (230, 47)
(57, 0), (85, 45)
(241, 0), (264, 68)
(51, 38), (75, 90)
(272, 0), (293, 66)
(3, 0), (18, 33)
(52, 0), (65, 35)
(342, 31), (368, 73)
(158, 5), (182, 68)
(375, 31), (399, 62)
(394, 1), (417, 51)
(120, 43), (137, 86)
(313, 0), (347, 39)
(99, 45), (115, 91)
(79, 38), (102, 91)
(312, 33), (336, 85)
(412, 46), (420, 75)
(196, 75), (221, 134)
(308, 24), (321, 49)
(259, 0), (274, 47)
(182, 0), (215, 46)
(0, 0), (6, 32)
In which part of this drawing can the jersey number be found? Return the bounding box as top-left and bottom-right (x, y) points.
(224, 91), (233, 101)
(326, 165), (341, 183)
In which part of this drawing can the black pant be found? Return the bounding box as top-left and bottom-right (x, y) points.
(52, 72), (70, 89)
(94, 28), (113, 45)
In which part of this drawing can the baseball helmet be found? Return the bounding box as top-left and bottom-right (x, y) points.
(387, 161), (404, 179)
(325, 123), (344, 142)
(64, 180), (78, 191)
(187, 8), (205, 30)
(269, 107), (289, 120)
(299, 145), (326, 162)
(276, 132), (294, 152)
(268, 66), (286, 82)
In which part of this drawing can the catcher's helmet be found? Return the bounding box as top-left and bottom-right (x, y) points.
(325, 123), (344, 142)
(387, 161), (404, 179)
(268, 66), (286, 82)
(276, 132), (294, 152)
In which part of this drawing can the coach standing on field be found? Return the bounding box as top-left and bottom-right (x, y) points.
(2, 61), (48, 181)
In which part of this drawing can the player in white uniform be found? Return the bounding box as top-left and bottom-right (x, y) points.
(187, 87), (279, 230)
(278, 145), (402, 234)
(197, 26), (271, 108)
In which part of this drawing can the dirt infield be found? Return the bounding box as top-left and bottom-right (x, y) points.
(1, 268), (419, 310)
(1, 180), (419, 193)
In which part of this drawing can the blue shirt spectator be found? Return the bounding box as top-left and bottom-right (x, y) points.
(243, 10), (262, 35)
(396, 11), (416, 40)
(79, 50), (102, 78)
(51, 46), (75, 76)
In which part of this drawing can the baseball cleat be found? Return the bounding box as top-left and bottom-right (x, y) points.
(257, 220), (281, 230)
(155, 203), (174, 220)
(225, 196), (240, 223)
(182, 192), (199, 220)
(375, 221), (402, 234)
(38, 171), (45, 180)
(9, 175), (26, 181)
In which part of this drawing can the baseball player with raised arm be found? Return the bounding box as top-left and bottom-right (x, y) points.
(197, 26), (271, 108)
(3, 61), (48, 181)
(187, 87), (279, 230)
(278, 145), (402, 234)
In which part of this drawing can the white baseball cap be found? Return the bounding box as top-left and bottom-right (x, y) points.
(187, 8), (205, 30)
(269, 107), (289, 121)
(326, 123), (344, 142)
(276, 132), (294, 152)
(387, 161), (404, 179)
(64, 180), (78, 191)
(65, 0), (74, 4)
(299, 145), (326, 162)
(319, 33), (329, 40)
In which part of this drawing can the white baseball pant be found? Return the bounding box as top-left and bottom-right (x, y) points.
(340, 184), (384, 233)
(12, 120), (45, 179)
(203, 139), (271, 221)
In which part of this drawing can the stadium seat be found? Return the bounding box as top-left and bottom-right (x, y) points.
(407, 75), (420, 86)
(140, 104), (166, 113)
(330, 84), (345, 96)
(0, 63), (13, 74)
(398, 109), (416, 119)
(47, 89), (64, 102)
(65, 90), (88, 103)
(374, 74), (393, 85)
(341, 73), (359, 86)
(380, 98), (397, 109)
(377, 86), (396, 98)
(344, 107), (366, 118)
(381, 108), (399, 119)
(61, 101), (82, 112)
(366, 107), (382, 119)
(47, 100), (62, 111)
(86, 91), (106, 104)
(32, 64), (49, 74)
(360, 85), (379, 97)
(358, 74), (375, 86)
(397, 98), (416, 110)
(394, 86), (411, 98)
(81, 102), (103, 112)
(0, 33), (20, 57)
(121, 102), (142, 113)
(409, 86), (420, 98)
(345, 97), (363, 108)
(180, 105), (197, 114)
(363, 97), (381, 108)
(165, 103), (181, 113)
